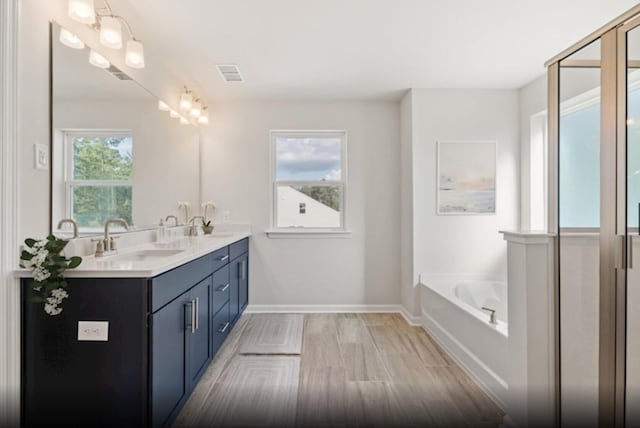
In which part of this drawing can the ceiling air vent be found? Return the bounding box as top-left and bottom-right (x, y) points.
(105, 65), (132, 81)
(216, 64), (244, 83)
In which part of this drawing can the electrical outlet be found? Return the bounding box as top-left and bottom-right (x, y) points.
(77, 321), (109, 341)
(33, 143), (49, 170)
(222, 210), (230, 223)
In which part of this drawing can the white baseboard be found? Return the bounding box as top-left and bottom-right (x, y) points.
(245, 304), (422, 326)
(421, 310), (508, 411)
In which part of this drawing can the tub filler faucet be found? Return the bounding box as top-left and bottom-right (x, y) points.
(481, 307), (497, 325)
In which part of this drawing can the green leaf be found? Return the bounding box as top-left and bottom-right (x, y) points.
(28, 296), (46, 303)
(68, 257), (82, 269)
(25, 238), (36, 248)
(21, 251), (33, 261)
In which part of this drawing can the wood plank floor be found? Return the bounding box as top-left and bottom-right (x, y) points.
(174, 313), (504, 427)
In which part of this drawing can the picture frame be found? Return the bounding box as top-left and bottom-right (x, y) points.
(436, 141), (497, 215)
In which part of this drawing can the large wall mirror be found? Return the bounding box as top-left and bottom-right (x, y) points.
(50, 21), (201, 237)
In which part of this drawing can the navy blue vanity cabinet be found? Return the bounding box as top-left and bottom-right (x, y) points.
(22, 237), (249, 428)
(229, 238), (249, 325)
(187, 276), (212, 389)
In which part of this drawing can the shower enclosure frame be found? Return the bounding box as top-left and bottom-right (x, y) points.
(546, 5), (640, 427)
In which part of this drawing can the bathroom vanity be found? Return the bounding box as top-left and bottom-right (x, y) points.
(20, 233), (249, 428)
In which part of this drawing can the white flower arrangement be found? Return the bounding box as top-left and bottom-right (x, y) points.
(20, 235), (82, 316)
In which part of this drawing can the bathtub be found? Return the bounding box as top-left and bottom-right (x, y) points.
(420, 277), (509, 409)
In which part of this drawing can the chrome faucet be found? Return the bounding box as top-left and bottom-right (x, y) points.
(481, 307), (497, 325)
(57, 218), (78, 239)
(165, 215), (179, 227)
(187, 216), (205, 236)
(202, 201), (216, 222)
(103, 218), (129, 253)
(178, 202), (190, 225)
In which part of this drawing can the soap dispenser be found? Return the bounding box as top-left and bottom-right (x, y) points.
(157, 219), (166, 243)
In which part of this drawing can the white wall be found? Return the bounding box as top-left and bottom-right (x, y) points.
(519, 74), (547, 230)
(411, 89), (520, 281)
(53, 100), (201, 227)
(200, 101), (401, 306)
(400, 91), (419, 316)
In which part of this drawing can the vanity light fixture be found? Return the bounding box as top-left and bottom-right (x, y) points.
(158, 101), (170, 111)
(189, 99), (202, 117)
(59, 28), (85, 49)
(68, 0), (145, 69)
(68, 0), (96, 24)
(180, 88), (193, 110)
(169, 110), (180, 118)
(197, 107), (209, 125)
(179, 117), (190, 125)
(125, 39), (145, 69)
(89, 49), (110, 68)
(99, 16), (122, 49)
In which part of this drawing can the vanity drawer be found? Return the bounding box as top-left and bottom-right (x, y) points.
(151, 253), (214, 312)
(211, 246), (230, 273)
(212, 302), (230, 355)
(211, 264), (230, 315)
(229, 238), (248, 261)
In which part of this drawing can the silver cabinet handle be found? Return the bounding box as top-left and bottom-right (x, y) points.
(217, 283), (230, 292)
(218, 322), (230, 333)
(185, 300), (196, 333)
(218, 255), (229, 261)
(241, 260), (247, 280)
(195, 297), (199, 331)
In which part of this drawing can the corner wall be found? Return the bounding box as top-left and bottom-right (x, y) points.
(410, 89), (520, 282)
(200, 101), (401, 307)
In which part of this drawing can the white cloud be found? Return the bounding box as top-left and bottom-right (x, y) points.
(324, 169), (341, 181)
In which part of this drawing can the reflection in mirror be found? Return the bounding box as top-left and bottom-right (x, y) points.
(51, 22), (201, 238)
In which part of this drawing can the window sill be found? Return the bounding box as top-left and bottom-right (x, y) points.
(265, 229), (353, 239)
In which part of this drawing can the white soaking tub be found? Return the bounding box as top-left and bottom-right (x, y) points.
(420, 277), (509, 409)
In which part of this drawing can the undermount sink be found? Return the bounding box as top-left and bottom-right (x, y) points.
(114, 249), (184, 261)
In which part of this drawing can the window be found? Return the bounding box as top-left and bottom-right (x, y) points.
(271, 131), (346, 232)
(530, 112), (548, 231)
(63, 131), (133, 230)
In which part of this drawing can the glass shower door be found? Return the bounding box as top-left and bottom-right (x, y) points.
(558, 39), (602, 428)
(625, 20), (640, 428)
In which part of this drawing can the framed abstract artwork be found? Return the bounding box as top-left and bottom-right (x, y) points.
(437, 141), (496, 215)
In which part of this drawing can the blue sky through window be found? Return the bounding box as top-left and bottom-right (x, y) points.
(275, 137), (341, 181)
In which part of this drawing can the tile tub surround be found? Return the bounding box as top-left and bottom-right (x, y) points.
(15, 229), (251, 278)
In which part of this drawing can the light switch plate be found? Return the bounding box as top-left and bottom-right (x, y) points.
(77, 321), (109, 341)
(33, 143), (49, 170)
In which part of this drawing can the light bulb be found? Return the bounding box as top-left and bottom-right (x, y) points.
(180, 91), (193, 110)
(169, 110), (180, 118)
(89, 50), (110, 69)
(59, 28), (85, 49)
(125, 40), (145, 69)
(179, 117), (189, 125)
(198, 108), (209, 125)
(99, 16), (123, 49)
(189, 99), (202, 117)
(158, 101), (170, 111)
(68, 0), (95, 24)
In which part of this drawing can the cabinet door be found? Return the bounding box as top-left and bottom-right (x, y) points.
(229, 259), (240, 324)
(238, 253), (249, 312)
(188, 277), (212, 389)
(151, 295), (190, 428)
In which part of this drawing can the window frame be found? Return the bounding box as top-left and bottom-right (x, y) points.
(268, 130), (349, 237)
(62, 129), (133, 232)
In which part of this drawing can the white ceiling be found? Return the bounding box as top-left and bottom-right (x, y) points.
(119, 0), (639, 101)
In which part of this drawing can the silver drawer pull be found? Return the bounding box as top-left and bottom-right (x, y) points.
(185, 300), (196, 333)
(218, 255), (229, 261)
(195, 297), (199, 331)
(217, 283), (230, 292)
(218, 322), (230, 333)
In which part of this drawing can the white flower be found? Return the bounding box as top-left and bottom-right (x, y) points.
(51, 289), (68, 300)
(46, 296), (60, 305)
(33, 268), (50, 282)
(44, 303), (62, 316)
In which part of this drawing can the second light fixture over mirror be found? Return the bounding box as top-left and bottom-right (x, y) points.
(66, 0), (145, 69)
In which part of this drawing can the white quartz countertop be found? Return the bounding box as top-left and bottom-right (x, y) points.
(15, 232), (250, 279)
